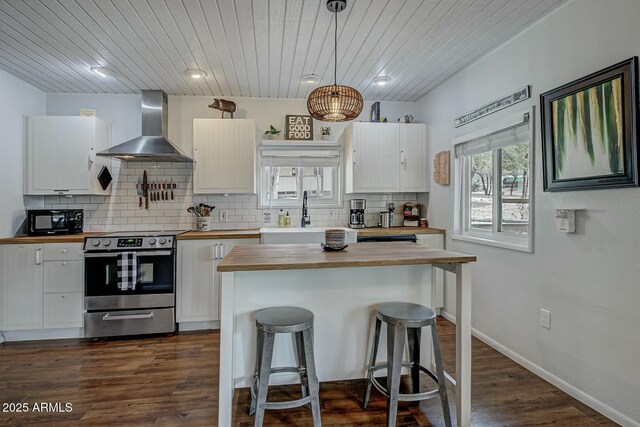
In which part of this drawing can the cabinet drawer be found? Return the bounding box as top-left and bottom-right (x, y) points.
(44, 260), (83, 293)
(43, 292), (83, 328)
(44, 243), (84, 261)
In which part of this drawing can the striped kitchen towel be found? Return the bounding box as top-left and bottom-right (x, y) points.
(117, 252), (140, 291)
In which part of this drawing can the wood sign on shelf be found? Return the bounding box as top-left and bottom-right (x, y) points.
(285, 115), (313, 140)
(434, 151), (450, 185)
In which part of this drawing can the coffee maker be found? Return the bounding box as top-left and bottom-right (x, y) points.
(349, 199), (366, 229)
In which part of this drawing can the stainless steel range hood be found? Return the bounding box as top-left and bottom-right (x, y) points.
(97, 90), (192, 162)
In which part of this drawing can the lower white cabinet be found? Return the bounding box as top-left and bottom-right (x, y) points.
(416, 233), (445, 310)
(43, 293), (83, 328)
(0, 243), (83, 333)
(177, 238), (259, 324)
(0, 244), (43, 331)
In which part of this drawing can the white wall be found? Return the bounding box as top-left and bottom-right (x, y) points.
(0, 69), (46, 236)
(44, 94), (421, 231)
(417, 0), (640, 424)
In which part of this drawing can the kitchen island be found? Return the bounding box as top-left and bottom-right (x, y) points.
(216, 242), (476, 427)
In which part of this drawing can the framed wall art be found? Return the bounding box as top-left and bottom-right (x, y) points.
(540, 57), (639, 191)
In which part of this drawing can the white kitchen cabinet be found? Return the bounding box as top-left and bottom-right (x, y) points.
(193, 119), (256, 194)
(43, 293), (83, 328)
(177, 238), (258, 324)
(42, 243), (84, 329)
(416, 233), (444, 309)
(400, 124), (429, 192)
(0, 244), (43, 331)
(344, 122), (428, 193)
(25, 116), (112, 196)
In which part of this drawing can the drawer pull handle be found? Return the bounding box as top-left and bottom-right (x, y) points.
(62, 262), (67, 266)
(102, 312), (154, 321)
(61, 295), (66, 299)
(62, 249), (67, 253)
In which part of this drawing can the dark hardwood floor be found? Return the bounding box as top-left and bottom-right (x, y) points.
(0, 318), (616, 426)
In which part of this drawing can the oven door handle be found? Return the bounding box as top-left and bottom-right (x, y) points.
(102, 312), (154, 321)
(85, 250), (173, 258)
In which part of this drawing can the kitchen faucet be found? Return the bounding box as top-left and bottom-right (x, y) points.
(301, 190), (311, 227)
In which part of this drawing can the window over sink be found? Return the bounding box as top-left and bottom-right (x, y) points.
(258, 145), (342, 208)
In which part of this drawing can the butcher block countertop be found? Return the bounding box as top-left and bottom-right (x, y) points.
(0, 232), (102, 244)
(0, 227), (444, 244)
(177, 230), (261, 240)
(357, 226), (445, 236)
(217, 242), (475, 272)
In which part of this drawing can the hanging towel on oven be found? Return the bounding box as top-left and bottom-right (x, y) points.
(117, 252), (140, 291)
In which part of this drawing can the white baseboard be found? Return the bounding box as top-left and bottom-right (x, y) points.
(1, 328), (83, 342)
(178, 320), (220, 332)
(441, 311), (639, 427)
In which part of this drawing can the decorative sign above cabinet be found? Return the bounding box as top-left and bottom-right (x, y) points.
(285, 115), (313, 140)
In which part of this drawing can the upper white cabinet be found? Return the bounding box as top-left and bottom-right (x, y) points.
(344, 122), (429, 193)
(25, 116), (112, 196)
(193, 119), (256, 194)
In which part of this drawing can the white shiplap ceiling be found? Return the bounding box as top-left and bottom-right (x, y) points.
(0, 0), (565, 101)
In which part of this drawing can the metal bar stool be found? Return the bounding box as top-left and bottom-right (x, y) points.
(363, 302), (452, 427)
(249, 306), (322, 427)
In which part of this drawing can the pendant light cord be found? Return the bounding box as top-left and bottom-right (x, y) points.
(334, 8), (337, 86)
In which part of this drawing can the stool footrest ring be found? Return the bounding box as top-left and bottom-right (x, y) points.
(368, 361), (442, 402)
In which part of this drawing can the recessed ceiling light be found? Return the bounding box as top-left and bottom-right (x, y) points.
(302, 74), (319, 84)
(91, 67), (116, 77)
(372, 75), (391, 86)
(185, 69), (208, 79)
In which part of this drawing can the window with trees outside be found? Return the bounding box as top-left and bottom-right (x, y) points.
(453, 111), (533, 252)
(259, 147), (341, 208)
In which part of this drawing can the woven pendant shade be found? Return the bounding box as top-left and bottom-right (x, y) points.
(307, 84), (363, 122)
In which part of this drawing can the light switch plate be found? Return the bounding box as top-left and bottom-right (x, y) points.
(540, 308), (551, 329)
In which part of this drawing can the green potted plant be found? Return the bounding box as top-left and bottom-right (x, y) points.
(264, 125), (281, 139)
(321, 126), (331, 140)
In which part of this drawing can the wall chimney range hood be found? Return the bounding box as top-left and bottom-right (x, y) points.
(97, 90), (192, 162)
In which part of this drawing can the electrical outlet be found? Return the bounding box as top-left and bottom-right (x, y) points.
(262, 211), (272, 225)
(540, 308), (551, 329)
(219, 210), (227, 222)
(555, 209), (575, 233)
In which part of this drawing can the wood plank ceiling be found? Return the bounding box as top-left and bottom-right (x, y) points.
(0, 0), (565, 101)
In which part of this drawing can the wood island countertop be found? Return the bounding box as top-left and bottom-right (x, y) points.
(217, 242), (475, 272)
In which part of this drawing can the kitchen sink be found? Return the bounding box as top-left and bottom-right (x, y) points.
(260, 227), (358, 244)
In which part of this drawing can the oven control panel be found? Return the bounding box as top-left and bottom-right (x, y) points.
(117, 238), (143, 248)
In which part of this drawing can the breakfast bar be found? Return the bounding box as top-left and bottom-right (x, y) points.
(216, 242), (476, 427)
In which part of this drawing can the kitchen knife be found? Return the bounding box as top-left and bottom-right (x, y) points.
(136, 177), (142, 208)
(143, 170), (149, 209)
(170, 178), (174, 200)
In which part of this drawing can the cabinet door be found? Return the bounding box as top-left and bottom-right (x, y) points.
(193, 119), (256, 194)
(43, 293), (83, 328)
(400, 124), (429, 192)
(44, 260), (83, 293)
(177, 240), (218, 322)
(0, 245), (43, 330)
(27, 117), (93, 194)
(351, 123), (399, 192)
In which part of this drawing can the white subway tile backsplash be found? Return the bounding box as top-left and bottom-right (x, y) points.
(43, 162), (422, 232)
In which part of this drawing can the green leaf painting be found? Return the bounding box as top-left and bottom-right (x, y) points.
(552, 77), (624, 180)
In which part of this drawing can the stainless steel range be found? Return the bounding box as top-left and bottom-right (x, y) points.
(83, 231), (180, 338)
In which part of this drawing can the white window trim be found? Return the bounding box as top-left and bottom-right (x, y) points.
(257, 145), (343, 209)
(452, 107), (535, 253)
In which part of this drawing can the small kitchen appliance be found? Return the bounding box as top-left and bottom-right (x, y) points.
(349, 199), (366, 229)
(378, 202), (395, 228)
(27, 209), (83, 236)
(83, 231), (181, 338)
(403, 203), (421, 227)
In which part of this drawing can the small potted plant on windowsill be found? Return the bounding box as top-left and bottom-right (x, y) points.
(321, 126), (331, 140)
(264, 125), (281, 140)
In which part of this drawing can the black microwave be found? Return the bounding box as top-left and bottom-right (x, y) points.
(27, 210), (84, 236)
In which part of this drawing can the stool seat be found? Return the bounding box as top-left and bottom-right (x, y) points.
(255, 306), (314, 333)
(377, 302), (436, 328)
